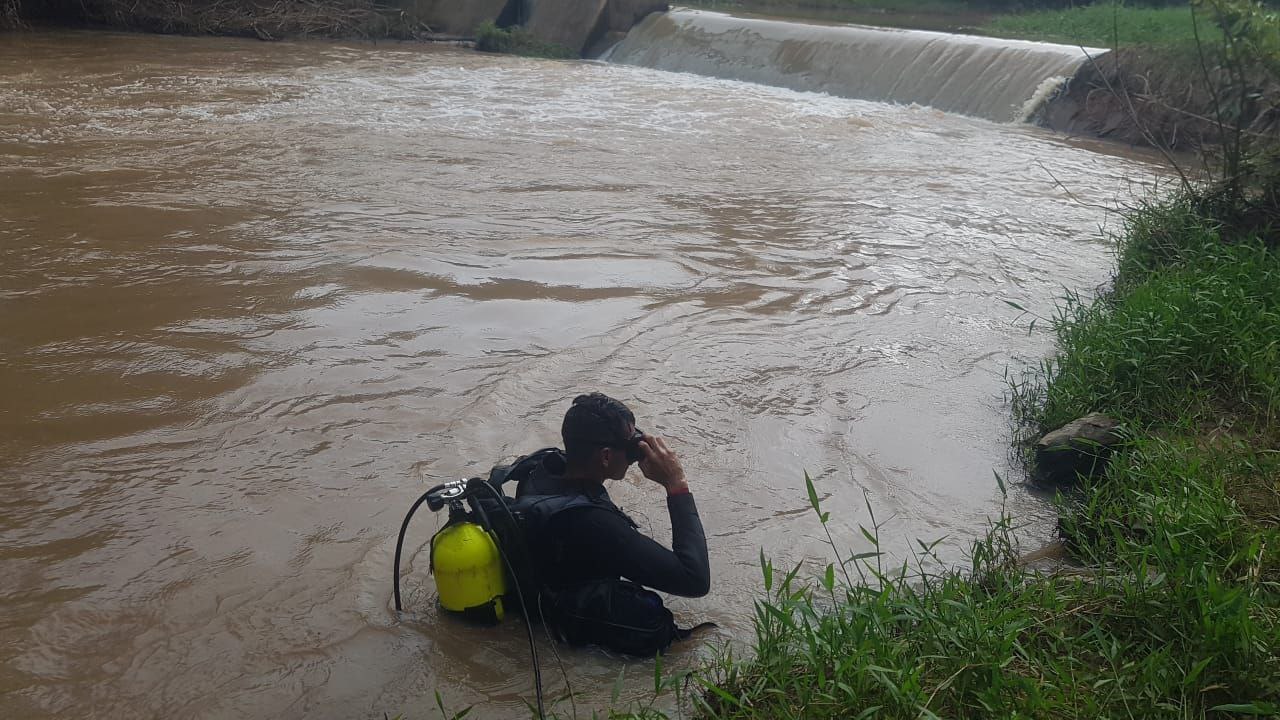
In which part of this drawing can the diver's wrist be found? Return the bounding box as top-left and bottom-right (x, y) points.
(665, 480), (690, 496)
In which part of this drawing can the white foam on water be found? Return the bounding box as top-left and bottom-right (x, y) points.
(1019, 74), (1072, 123)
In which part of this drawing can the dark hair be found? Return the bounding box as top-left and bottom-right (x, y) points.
(561, 392), (635, 464)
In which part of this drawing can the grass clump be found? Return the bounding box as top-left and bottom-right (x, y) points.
(1013, 230), (1280, 434)
(474, 21), (576, 59)
(612, 453), (1278, 719)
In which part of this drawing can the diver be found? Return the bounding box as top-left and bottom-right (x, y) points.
(506, 392), (711, 654)
(398, 391), (711, 657)
(527, 392), (710, 599)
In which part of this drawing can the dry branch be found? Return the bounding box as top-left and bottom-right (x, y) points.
(1, 0), (24, 30)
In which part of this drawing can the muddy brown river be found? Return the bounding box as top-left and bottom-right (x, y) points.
(1, 29), (1164, 719)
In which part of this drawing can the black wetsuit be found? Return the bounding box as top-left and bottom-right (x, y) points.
(532, 483), (711, 598)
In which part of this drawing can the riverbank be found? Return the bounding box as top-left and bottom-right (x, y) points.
(984, 3), (1279, 149)
(600, 8), (1279, 711)
(1037, 43), (1278, 156)
(610, 158), (1280, 720)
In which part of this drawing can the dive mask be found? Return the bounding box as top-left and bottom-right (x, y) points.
(625, 429), (645, 464)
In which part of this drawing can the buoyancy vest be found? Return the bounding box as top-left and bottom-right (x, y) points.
(472, 450), (636, 607)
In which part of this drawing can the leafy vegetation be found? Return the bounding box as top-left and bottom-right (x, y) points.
(474, 21), (576, 59)
(648, 450), (1277, 718)
(1009, 225), (1280, 435)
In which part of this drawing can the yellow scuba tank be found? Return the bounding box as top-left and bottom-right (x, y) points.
(431, 520), (506, 624)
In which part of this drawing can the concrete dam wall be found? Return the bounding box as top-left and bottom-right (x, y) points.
(410, 0), (668, 56)
(605, 9), (1109, 123)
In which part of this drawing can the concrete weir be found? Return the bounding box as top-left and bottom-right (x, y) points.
(605, 9), (1109, 123)
(405, 0), (668, 56)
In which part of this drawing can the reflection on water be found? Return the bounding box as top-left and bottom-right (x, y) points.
(0, 29), (1162, 719)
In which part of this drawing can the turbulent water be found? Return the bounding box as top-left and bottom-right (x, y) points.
(0, 29), (1164, 719)
(608, 9), (1106, 122)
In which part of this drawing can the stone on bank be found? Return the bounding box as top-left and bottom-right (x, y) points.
(1033, 412), (1123, 487)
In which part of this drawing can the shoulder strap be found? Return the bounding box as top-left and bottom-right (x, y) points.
(487, 448), (566, 496)
(674, 621), (718, 640)
(515, 492), (639, 536)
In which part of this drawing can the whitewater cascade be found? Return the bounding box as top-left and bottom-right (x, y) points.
(606, 9), (1108, 123)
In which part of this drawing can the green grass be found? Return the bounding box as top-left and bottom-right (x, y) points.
(654, 448), (1279, 719)
(1011, 222), (1280, 435)
(982, 3), (1222, 48)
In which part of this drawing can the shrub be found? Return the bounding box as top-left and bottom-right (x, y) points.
(474, 21), (575, 59)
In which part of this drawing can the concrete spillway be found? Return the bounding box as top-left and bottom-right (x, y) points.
(606, 9), (1108, 122)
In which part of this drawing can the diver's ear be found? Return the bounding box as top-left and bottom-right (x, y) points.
(603, 445), (626, 477)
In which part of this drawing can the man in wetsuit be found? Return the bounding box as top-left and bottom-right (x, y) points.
(527, 392), (710, 601)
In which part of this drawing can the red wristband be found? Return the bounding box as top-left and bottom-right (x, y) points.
(667, 485), (691, 497)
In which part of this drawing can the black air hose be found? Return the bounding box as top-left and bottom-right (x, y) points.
(392, 488), (435, 612)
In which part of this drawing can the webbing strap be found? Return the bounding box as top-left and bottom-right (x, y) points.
(674, 621), (718, 640)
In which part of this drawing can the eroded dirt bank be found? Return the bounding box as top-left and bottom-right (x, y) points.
(1040, 46), (1280, 151)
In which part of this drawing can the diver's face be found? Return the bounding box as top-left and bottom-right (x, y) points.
(602, 422), (637, 481)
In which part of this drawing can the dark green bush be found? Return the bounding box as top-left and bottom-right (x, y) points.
(474, 20), (575, 59)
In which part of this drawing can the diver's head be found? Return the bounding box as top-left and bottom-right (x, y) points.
(562, 392), (642, 483)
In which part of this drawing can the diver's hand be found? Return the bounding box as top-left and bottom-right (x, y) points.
(637, 435), (688, 495)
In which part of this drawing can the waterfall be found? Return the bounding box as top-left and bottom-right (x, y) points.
(606, 9), (1106, 122)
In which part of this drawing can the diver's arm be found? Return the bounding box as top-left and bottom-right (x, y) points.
(583, 499), (710, 597)
(599, 432), (709, 596)
(658, 490), (711, 596)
